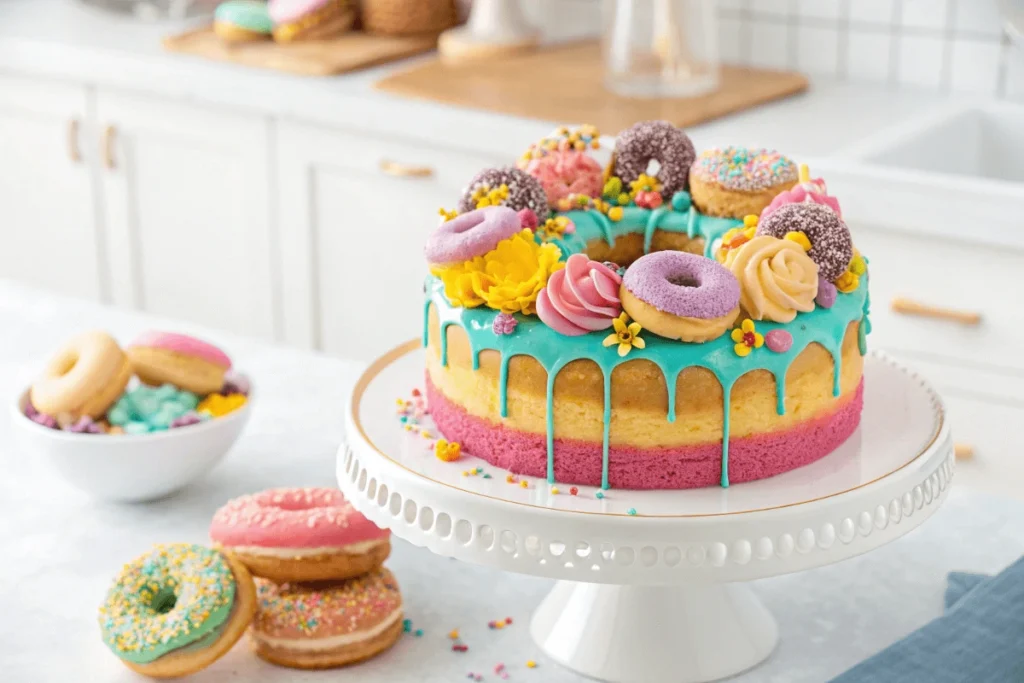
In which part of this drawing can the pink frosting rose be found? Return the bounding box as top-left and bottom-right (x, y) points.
(761, 175), (841, 220)
(537, 254), (623, 336)
(526, 150), (604, 208)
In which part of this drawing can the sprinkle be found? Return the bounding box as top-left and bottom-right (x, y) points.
(449, 629), (460, 640)
(415, 629), (423, 637)
(506, 475), (516, 483)
(595, 492), (605, 499)
(627, 508), (637, 516)
(527, 659), (537, 668)
(483, 474), (492, 479)
(569, 487), (578, 496)
(495, 663), (506, 672)
(403, 619), (412, 632)
(519, 480), (529, 489)
(550, 486), (559, 495)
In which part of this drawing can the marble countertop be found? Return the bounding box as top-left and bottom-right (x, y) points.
(1, 0), (947, 158)
(2, 278), (1023, 682)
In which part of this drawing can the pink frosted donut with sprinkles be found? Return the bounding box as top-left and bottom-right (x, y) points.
(210, 487), (390, 583)
(251, 568), (403, 669)
(689, 146), (799, 219)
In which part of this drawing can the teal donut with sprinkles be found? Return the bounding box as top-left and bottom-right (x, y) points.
(98, 543), (256, 677)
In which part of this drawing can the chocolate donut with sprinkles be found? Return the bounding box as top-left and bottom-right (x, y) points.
(689, 146), (799, 219)
(251, 567), (404, 670)
(612, 120), (697, 197)
(98, 543), (257, 678)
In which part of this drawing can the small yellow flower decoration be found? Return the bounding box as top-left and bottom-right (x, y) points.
(715, 215), (758, 262)
(430, 229), (564, 314)
(537, 216), (573, 242)
(835, 271), (860, 293)
(784, 230), (812, 251)
(438, 207), (459, 223)
(849, 249), (867, 275)
(472, 183), (510, 209)
(435, 439), (461, 462)
(629, 173), (662, 197)
(731, 319), (765, 357)
(603, 313), (646, 357)
(197, 393), (247, 417)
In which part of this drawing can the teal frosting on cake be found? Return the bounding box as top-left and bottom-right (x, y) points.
(424, 201), (870, 489)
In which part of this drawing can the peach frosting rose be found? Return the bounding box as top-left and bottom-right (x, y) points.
(724, 236), (819, 323)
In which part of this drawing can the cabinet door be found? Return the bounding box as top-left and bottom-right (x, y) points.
(95, 91), (276, 340)
(276, 122), (504, 359)
(0, 76), (103, 299)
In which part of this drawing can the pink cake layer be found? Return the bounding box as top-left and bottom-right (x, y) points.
(426, 376), (864, 489)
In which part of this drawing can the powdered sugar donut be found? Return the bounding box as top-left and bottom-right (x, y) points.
(525, 149), (604, 208)
(210, 488), (390, 583)
(424, 206), (521, 266)
(612, 121), (696, 197)
(251, 568), (403, 670)
(619, 251), (741, 343)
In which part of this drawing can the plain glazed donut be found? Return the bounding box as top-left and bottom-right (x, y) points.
(210, 487), (390, 583)
(98, 543), (257, 678)
(612, 120), (696, 197)
(251, 568), (403, 670)
(424, 206), (522, 266)
(619, 251), (741, 342)
(30, 331), (132, 420)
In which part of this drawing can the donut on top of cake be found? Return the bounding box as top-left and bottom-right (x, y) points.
(689, 146), (799, 219)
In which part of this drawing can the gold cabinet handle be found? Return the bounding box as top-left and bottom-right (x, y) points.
(101, 125), (117, 170)
(890, 296), (982, 326)
(379, 159), (434, 178)
(67, 118), (81, 163)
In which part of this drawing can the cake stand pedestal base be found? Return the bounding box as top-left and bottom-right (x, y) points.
(531, 581), (777, 683)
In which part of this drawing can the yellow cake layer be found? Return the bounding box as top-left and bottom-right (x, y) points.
(426, 306), (863, 448)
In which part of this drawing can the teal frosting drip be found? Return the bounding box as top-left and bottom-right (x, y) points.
(549, 204), (740, 260)
(425, 206), (869, 489)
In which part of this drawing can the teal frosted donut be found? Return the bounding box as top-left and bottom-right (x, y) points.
(98, 543), (255, 677)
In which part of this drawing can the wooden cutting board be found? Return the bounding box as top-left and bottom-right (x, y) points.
(375, 41), (809, 130)
(163, 27), (438, 77)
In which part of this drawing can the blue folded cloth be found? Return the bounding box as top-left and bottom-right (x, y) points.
(830, 556), (1024, 682)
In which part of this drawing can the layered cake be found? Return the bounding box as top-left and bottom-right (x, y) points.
(423, 122), (870, 490)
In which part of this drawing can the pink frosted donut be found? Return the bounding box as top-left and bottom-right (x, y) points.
(126, 331), (231, 395)
(424, 206), (521, 266)
(525, 149), (604, 208)
(210, 487), (390, 582)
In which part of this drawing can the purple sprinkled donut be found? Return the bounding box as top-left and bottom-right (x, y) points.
(622, 252), (739, 319)
(612, 121), (696, 197)
(756, 203), (853, 281)
(458, 167), (551, 221)
(425, 206), (522, 265)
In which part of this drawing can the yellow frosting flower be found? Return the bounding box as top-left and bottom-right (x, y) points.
(435, 438), (461, 462)
(629, 173), (662, 196)
(197, 393), (247, 417)
(835, 271), (860, 293)
(537, 216), (574, 242)
(431, 229), (564, 315)
(603, 313), (646, 357)
(724, 236), (819, 323)
(472, 183), (510, 209)
(731, 319), (764, 357)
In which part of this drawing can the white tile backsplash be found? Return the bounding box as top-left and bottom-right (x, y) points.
(897, 33), (947, 87)
(796, 24), (842, 74)
(951, 0), (1005, 37)
(750, 20), (792, 68)
(847, 0), (898, 26)
(722, 0), (1023, 99)
(846, 30), (895, 82)
(899, 0), (950, 31)
(948, 38), (1003, 93)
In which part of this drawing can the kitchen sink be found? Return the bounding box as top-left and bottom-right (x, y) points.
(811, 102), (1024, 249)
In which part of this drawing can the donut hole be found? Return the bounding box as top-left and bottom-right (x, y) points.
(149, 586), (177, 615)
(668, 274), (700, 288)
(55, 353), (79, 377)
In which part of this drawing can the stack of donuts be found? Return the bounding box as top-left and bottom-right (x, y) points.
(98, 487), (399, 676)
(25, 330), (248, 435)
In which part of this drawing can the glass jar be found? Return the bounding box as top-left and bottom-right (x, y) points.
(603, 0), (720, 98)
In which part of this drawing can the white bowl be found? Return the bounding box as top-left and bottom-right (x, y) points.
(11, 385), (252, 503)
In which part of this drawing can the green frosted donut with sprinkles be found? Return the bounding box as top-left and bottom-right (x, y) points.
(98, 543), (236, 664)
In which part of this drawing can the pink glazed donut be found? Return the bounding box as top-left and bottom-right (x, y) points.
(127, 331), (231, 395)
(210, 488), (390, 583)
(525, 149), (604, 208)
(619, 251), (741, 343)
(425, 206), (522, 266)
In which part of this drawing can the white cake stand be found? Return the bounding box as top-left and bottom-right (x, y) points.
(338, 341), (952, 683)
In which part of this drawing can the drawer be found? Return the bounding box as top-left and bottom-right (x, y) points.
(855, 226), (1023, 372)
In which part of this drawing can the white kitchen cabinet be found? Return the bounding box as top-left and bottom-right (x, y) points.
(94, 90), (277, 340)
(0, 75), (104, 299)
(275, 121), (504, 359)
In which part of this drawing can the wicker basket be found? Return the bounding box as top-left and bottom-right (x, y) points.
(361, 0), (459, 36)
